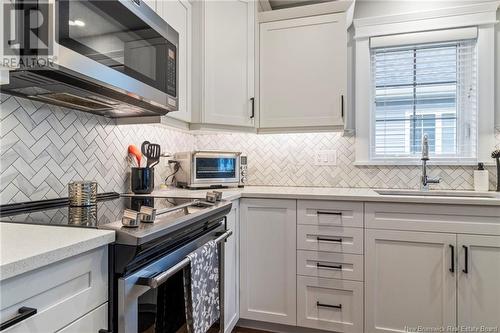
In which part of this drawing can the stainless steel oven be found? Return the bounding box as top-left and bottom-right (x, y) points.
(173, 151), (242, 189)
(117, 221), (231, 333)
(2, 0), (178, 117)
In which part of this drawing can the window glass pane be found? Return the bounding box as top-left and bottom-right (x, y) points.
(371, 39), (476, 160)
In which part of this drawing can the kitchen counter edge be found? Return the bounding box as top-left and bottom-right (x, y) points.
(0, 224), (115, 281)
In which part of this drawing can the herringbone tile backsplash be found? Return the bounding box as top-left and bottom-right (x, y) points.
(196, 132), (500, 190)
(0, 94), (195, 203)
(1, 93), (499, 203)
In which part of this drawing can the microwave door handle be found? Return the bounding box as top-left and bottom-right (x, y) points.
(136, 230), (233, 289)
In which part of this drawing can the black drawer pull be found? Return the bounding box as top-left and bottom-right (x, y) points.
(250, 97), (255, 119)
(317, 301), (342, 310)
(449, 244), (455, 273)
(317, 211), (342, 216)
(316, 263), (342, 270)
(317, 237), (342, 243)
(341, 95), (345, 119)
(0, 307), (37, 330)
(462, 245), (469, 274)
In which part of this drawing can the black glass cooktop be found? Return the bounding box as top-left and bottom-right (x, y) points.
(0, 193), (194, 228)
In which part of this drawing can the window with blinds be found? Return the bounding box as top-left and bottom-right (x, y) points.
(370, 38), (477, 161)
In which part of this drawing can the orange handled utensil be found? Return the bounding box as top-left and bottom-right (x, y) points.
(127, 145), (142, 167)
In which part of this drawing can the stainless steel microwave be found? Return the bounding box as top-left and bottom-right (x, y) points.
(173, 151), (242, 189)
(1, 0), (178, 118)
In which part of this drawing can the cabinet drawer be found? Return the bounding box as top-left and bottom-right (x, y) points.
(297, 250), (363, 282)
(57, 303), (107, 333)
(1, 247), (108, 333)
(297, 225), (363, 254)
(298, 200), (363, 227)
(297, 276), (363, 333)
(365, 202), (500, 235)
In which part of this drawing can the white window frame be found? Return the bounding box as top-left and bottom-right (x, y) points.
(353, 1), (499, 165)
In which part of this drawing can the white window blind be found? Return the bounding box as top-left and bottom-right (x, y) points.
(370, 38), (477, 161)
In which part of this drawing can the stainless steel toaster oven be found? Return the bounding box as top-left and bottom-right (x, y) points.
(173, 151), (242, 189)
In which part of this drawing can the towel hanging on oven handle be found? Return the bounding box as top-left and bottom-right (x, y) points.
(136, 229), (232, 289)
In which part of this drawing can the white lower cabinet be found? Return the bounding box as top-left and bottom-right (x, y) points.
(458, 234), (500, 328)
(297, 276), (363, 333)
(239, 198), (297, 325)
(224, 200), (240, 333)
(57, 303), (108, 333)
(0, 247), (108, 333)
(365, 229), (457, 333)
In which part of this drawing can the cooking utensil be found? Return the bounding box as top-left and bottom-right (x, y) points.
(141, 141), (150, 156)
(128, 153), (138, 167)
(128, 145), (142, 167)
(145, 143), (161, 168)
(141, 141), (150, 167)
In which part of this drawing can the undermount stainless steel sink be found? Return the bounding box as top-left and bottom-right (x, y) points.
(375, 189), (499, 199)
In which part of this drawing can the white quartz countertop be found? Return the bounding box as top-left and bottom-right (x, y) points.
(0, 223), (115, 281)
(128, 186), (500, 206)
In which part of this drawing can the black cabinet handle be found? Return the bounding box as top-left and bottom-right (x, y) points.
(317, 263), (342, 270)
(317, 237), (342, 243)
(0, 307), (37, 330)
(449, 244), (455, 273)
(317, 301), (342, 310)
(250, 97), (255, 119)
(317, 211), (342, 216)
(462, 245), (469, 274)
(341, 95), (345, 119)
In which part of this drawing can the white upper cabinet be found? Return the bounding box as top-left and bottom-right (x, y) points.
(259, 6), (351, 130)
(192, 0), (255, 128)
(157, 0), (191, 122)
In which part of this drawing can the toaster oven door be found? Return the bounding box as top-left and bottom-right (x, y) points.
(192, 154), (240, 185)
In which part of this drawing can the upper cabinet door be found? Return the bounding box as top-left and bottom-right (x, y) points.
(458, 234), (500, 329)
(259, 13), (347, 129)
(203, 0), (255, 127)
(158, 0), (191, 122)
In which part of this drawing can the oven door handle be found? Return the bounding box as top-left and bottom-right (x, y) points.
(136, 230), (233, 289)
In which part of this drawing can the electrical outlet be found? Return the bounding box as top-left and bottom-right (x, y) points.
(314, 150), (337, 166)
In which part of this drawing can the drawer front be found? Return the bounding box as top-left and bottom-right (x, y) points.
(297, 250), (363, 282)
(1, 247), (108, 333)
(298, 200), (363, 227)
(297, 276), (363, 333)
(57, 303), (108, 333)
(297, 225), (363, 254)
(365, 202), (500, 235)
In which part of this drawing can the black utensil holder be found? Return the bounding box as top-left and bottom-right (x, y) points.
(131, 167), (154, 194)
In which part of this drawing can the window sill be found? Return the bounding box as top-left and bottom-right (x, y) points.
(353, 159), (494, 166)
